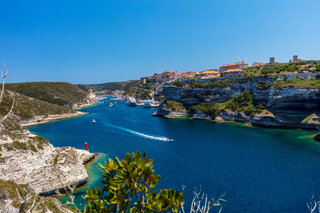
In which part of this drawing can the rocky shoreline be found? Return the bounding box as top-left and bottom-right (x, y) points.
(20, 111), (90, 127)
(154, 81), (320, 140)
(0, 129), (96, 196)
(154, 103), (320, 130)
(0, 97), (100, 198)
(19, 97), (100, 127)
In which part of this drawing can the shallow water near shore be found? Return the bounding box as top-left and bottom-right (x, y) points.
(28, 99), (320, 212)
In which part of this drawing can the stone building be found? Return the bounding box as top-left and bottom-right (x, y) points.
(269, 57), (275, 64)
(221, 69), (245, 78)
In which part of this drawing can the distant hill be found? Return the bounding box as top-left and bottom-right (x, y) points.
(6, 82), (88, 106)
(78, 80), (139, 91)
(0, 91), (75, 120)
(0, 91), (75, 130)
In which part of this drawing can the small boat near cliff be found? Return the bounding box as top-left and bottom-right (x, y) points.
(92, 119), (96, 123)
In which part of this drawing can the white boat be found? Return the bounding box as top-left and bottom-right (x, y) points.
(92, 119), (96, 123)
(126, 97), (137, 106)
(110, 96), (122, 101)
(109, 103), (113, 107)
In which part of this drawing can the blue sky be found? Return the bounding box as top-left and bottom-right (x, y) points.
(1, 0), (320, 84)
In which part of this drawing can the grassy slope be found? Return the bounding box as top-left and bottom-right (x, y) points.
(245, 61), (320, 75)
(0, 91), (75, 121)
(6, 82), (88, 106)
(275, 78), (320, 89)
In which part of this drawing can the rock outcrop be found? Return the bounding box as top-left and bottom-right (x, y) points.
(0, 129), (95, 196)
(152, 103), (188, 119)
(0, 179), (77, 213)
(156, 78), (320, 130)
(71, 92), (98, 109)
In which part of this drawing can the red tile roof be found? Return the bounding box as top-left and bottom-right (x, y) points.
(220, 62), (248, 68)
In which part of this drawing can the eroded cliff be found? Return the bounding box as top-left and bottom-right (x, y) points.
(0, 128), (95, 196)
(155, 77), (320, 130)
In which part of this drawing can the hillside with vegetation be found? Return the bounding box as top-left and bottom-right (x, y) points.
(7, 82), (89, 106)
(0, 91), (75, 122)
(188, 90), (264, 117)
(245, 60), (320, 76)
(80, 80), (139, 91)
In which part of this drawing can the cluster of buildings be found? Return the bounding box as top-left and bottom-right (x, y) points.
(140, 55), (305, 84)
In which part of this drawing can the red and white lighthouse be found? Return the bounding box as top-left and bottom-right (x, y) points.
(85, 142), (89, 151)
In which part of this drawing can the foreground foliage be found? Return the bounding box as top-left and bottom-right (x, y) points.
(83, 151), (184, 212)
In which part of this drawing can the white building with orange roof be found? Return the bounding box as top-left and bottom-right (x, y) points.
(180, 71), (198, 78)
(252, 62), (266, 67)
(196, 69), (220, 78)
(219, 62), (248, 72)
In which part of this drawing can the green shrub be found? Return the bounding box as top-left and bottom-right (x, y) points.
(256, 83), (272, 90)
(173, 82), (186, 87)
(12, 141), (28, 150)
(3, 144), (15, 151)
(29, 142), (38, 152)
(225, 90), (264, 116)
(190, 102), (221, 117)
(83, 151), (184, 212)
(0, 153), (5, 163)
(275, 77), (320, 89)
(167, 101), (186, 111)
(189, 80), (228, 89)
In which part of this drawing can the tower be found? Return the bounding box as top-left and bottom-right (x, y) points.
(270, 57), (275, 64)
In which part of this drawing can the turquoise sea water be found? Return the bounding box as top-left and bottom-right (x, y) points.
(28, 99), (320, 212)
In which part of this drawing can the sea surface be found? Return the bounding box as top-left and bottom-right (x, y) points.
(28, 99), (320, 212)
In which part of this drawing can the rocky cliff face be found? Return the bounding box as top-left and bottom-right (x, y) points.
(0, 129), (95, 196)
(71, 92), (98, 109)
(152, 103), (188, 119)
(157, 79), (320, 130)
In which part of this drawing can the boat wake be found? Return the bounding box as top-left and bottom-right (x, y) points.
(107, 124), (174, 142)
